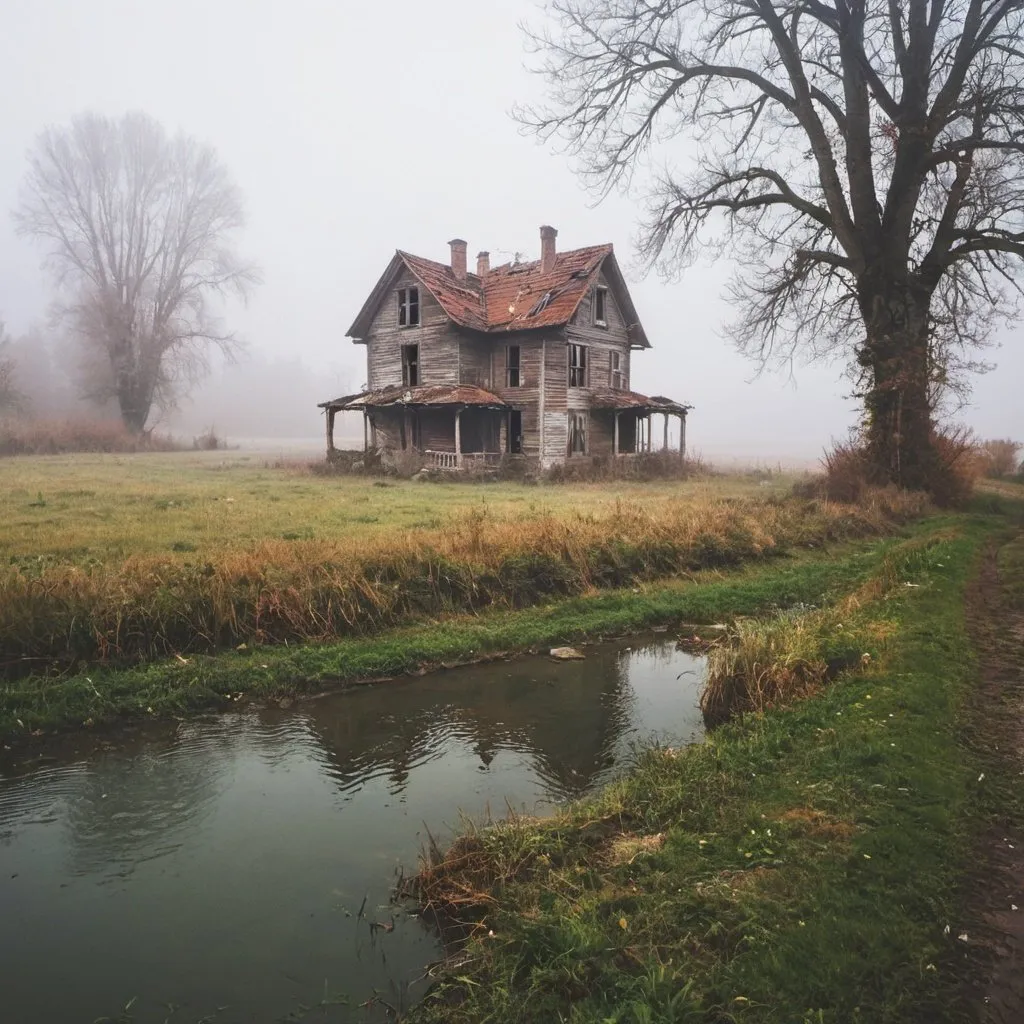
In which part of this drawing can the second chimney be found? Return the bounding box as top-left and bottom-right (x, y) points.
(476, 251), (490, 277)
(449, 238), (468, 281)
(540, 225), (557, 273)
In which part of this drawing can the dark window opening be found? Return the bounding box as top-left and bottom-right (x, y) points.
(611, 351), (624, 390)
(506, 345), (521, 387)
(594, 287), (608, 326)
(401, 343), (419, 386)
(568, 343), (587, 388)
(411, 414), (422, 450)
(509, 410), (523, 454)
(568, 411), (588, 456)
(398, 287), (420, 327)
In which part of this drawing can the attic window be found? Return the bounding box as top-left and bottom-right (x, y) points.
(398, 287), (420, 327)
(593, 286), (608, 327)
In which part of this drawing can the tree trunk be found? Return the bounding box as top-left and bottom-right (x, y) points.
(858, 280), (935, 491)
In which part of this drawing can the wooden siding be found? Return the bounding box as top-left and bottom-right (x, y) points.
(366, 271), (462, 388)
(567, 272), (632, 396)
(487, 332), (547, 460)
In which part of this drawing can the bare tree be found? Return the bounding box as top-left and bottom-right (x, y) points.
(521, 1), (1024, 490)
(13, 112), (259, 432)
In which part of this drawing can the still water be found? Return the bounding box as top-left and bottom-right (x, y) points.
(0, 638), (706, 1023)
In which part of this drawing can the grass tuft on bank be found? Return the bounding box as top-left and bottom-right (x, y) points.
(406, 514), (1009, 1024)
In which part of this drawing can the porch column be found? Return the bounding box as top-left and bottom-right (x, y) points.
(362, 410), (368, 452)
(613, 410), (620, 456)
(646, 414), (653, 453)
(679, 412), (687, 461)
(326, 407), (336, 452)
(662, 412), (669, 452)
(455, 407), (462, 468)
(369, 413), (377, 450)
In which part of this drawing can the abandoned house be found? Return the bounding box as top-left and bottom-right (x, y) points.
(319, 226), (690, 470)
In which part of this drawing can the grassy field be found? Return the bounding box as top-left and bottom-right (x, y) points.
(0, 451), (930, 689)
(0, 451), (787, 564)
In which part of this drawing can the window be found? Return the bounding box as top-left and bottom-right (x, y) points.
(401, 343), (419, 386)
(593, 286), (608, 326)
(398, 287), (420, 327)
(568, 343), (587, 388)
(611, 351), (624, 390)
(568, 411), (588, 456)
(509, 410), (523, 454)
(506, 345), (521, 387)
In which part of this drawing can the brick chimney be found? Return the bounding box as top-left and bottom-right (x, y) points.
(540, 225), (557, 273)
(448, 238), (468, 281)
(476, 251), (490, 277)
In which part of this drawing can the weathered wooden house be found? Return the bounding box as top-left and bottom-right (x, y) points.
(320, 226), (690, 470)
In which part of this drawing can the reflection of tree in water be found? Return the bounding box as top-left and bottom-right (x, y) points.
(304, 641), (660, 802)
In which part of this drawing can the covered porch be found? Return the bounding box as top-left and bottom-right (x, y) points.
(319, 384), (510, 471)
(588, 389), (692, 459)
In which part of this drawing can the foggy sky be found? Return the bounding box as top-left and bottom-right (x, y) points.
(0, 0), (1020, 462)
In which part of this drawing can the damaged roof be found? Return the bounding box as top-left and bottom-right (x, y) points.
(319, 383), (507, 411)
(347, 244), (649, 348)
(588, 388), (692, 416)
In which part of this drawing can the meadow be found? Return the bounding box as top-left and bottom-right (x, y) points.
(0, 450), (784, 565)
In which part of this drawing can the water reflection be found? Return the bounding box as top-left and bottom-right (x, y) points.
(0, 637), (705, 1023)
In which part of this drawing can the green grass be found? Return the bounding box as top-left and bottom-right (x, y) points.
(0, 529), (906, 737)
(405, 512), (1016, 1023)
(0, 450), (791, 565)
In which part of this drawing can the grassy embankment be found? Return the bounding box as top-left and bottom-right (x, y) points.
(0, 453), (928, 737)
(406, 491), (1024, 1024)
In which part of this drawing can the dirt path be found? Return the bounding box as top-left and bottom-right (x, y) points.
(963, 531), (1024, 1023)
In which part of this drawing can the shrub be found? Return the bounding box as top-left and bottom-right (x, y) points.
(979, 438), (1023, 479)
(0, 417), (180, 456)
(813, 426), (981, 507)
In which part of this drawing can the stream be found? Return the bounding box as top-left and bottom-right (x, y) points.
(0, 637), (706, 1023)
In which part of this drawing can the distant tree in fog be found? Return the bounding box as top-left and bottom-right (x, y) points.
(13, 112), (260, 433)
(0, 321), (24, 414)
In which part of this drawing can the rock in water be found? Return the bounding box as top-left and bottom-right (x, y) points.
(549, 646), (585, 661)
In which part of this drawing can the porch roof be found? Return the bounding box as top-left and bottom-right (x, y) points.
(319, 383), (508, 411)
(588, 388), (692, 416)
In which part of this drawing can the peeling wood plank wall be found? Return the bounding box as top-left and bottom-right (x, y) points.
(366, 272), (461, 388)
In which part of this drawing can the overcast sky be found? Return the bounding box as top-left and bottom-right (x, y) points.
(0, 0), (1019, 463)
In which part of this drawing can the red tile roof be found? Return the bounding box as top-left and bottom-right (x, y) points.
(347, 243), (649, 346)
(319, 384), (507, 410)
(588, 388), (692, 415)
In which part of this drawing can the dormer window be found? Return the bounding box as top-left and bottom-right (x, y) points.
(593, 286), (608, 327)
(398, 287), (420, 327)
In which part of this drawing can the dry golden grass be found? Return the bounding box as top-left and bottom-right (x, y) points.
(0, 451), (928, 675)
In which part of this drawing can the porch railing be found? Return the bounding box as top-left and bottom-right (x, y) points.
(424, 450), (504, 470)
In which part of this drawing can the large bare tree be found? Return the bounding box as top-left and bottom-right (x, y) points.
(14, 112), (259, 432)
(522, 0), (1024, 489)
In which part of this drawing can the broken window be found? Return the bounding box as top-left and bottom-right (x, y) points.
(398, 287), (420, 327)
(568, 343), (587, 388)
(568, 411), (588, 456)
(611, 351), (624, 390)
(506, 345), (521, 387)
(593, 286), (608, 326)
(509, 410), (523, 454)
(401, 343), (419, 386)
